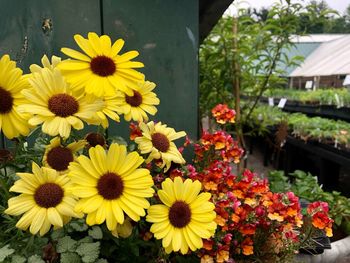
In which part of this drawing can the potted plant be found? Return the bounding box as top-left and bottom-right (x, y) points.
(268, 170), (350, 262)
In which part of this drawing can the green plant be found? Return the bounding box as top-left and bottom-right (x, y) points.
(246, 104), (350, 148)
(268, 170), (350, 235)
(263, 88), (350, 107)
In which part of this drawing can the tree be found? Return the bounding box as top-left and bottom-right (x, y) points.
(199, 0), (303, 168)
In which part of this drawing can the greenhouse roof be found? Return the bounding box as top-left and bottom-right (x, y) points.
(279, 42), (321, 76)
(290, 34), (347, 43)
(290, 35), (350, 77)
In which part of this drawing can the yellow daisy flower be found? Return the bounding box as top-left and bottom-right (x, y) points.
(68, 143), (154, 231)
(146, 177), (217, 254)
(29, 55), (61, 73)
(58, 32), (145, 97)
(115, 80), (160, 122)
(43, 137), (86, 174)
(5, 162), (81, 236)
(96, 95), (122, 128)
(19, 68), (103, 138)
(0, 55), (31, 139)
(135, 121), (186, 171)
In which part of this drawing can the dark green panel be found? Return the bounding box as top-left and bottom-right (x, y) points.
(0, 0), (101, 146)
(0, 0), (101, 72)
(103, 0), (199, 139)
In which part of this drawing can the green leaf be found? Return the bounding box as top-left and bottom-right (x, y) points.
(0, 245), (15, 262)
(56, 236), (78, 253)
(69, 219), (88, 232)
(11, 255), (26, 263)
(50, 228), (65, 240)
(78, 237), (94, 243)
(96, 260), (108, 263)
(27, 255), (45, 263)
(76, 242), (100, 263)
(60, 252), (82, 263)
(88, 226), (103, 240)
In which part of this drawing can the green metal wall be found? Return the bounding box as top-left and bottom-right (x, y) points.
(0, 0), (198, 141)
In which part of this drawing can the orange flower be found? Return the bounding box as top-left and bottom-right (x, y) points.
(325, 227), (333, 237)
(201, 255), (214, 263)
(211, 104), (236, 124)
(203, 239), (214, 251)
(239, 224), (256, 235)
(215, 215), (226, 226)
(244, 198), (257, 207)
(216, 249), (229, 263)
(268, 212), (284, 222)
(233, 190), (244, 199)
(204, 181), (218, 191)
(231, 213), (240, 223)
(242, 237), (254, 255)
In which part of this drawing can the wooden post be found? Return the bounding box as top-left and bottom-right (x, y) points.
(232, 16), (245, 173)
(289, 77), (294, 89)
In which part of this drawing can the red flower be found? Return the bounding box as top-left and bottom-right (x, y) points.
(211, 104), (236, 124)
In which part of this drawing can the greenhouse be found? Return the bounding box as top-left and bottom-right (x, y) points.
(0, 0), (350, 262)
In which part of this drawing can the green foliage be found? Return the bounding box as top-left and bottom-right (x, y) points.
(56, 236), (78, 253)
(267, 170), (291, 193)
(246, 104), (350, 147)
(60, 252), (82, 263)
(11, 255), (26, 263)
(27, 255), (45, 263)
(199, 0), (302, 120)
(264, 88), (350, 107)
(0, 245), (15, 262)
(268, 170), (350, 234)
(68, 219), (89, 232)
(76, 242), (100, 263)
(88, 226), (103, 240)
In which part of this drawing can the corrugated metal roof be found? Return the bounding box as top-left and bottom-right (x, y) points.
(290, 35), (350, 77)
(290, 34), (347, 43)
(279, 42), (320, 75)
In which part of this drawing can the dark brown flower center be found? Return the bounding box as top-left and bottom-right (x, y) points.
(97, 172), (124, 200)
(0, 87), (13, 114)
(34, 183), (64, 208)
(151, 133), (170, 152)
(125, 91), (142, 107)
(85, 133), (106, 148)
(168, 201), (191, 228)
(46, 146), (74, 171)
(48, 94), (79, 117)
(90, 56), (116, 76)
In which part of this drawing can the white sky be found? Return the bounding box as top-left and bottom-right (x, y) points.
(226, 0), (350, 15)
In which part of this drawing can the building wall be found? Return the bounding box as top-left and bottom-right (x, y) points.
(0, 0), (199, 141)
(289, 75), (345, 89)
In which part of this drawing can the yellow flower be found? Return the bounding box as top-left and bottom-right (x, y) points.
(146, 177), (217, 254)
(96, 95), (122, 128)
(5, 162), (80, 236)
(43, 137), (86, 174)
(29, 55), (61, 73)
(115, 80), (159, 122)
(268, 212), (284, 222)
(111, 217), (133, 238)
(19, 68), (103, 138)
(58, 32), (145, 97)
(68, 143), (154, 231)
(135, 121), (186, 172)
(0, 55), (31, 139)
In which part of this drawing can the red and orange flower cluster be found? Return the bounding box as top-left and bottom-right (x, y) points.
(192, 168), (306, 262)
(307, 201), (333, 237)
(194, 130), (243, 164)
(164, 122), (333, 262)
(211, 104), (236, 124)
